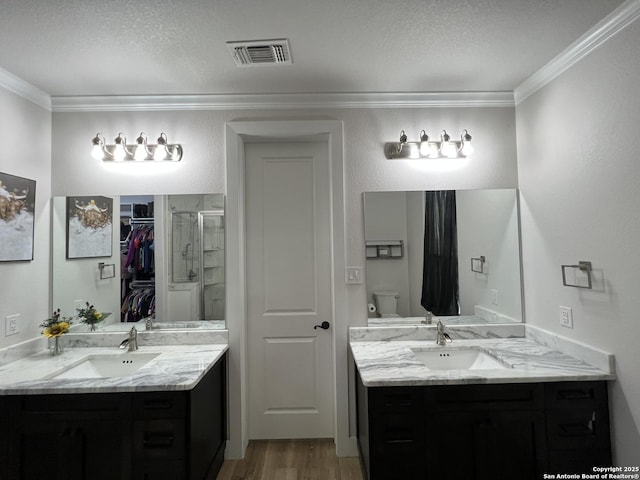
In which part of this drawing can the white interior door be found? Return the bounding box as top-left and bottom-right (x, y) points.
(246, 141), (334, 439)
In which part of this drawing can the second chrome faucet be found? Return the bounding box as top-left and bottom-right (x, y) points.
(119, 326), (139, 351)
(436, 320), (452, 346)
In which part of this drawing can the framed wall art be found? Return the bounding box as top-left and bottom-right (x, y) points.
(0, 172), (36, 262)
(66, 196), (113, 259)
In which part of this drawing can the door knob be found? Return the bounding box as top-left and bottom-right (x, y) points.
(314, 321), (330, 330)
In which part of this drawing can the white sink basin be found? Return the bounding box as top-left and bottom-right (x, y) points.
(411, 347), (510, 370)
(48, 353), (161, 379)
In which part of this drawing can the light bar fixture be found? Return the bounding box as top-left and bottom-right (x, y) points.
(91, 132), (183, 162)
(386, 129), (473, 159)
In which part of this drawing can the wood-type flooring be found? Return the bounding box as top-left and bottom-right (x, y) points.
(216, 439), (363, 480)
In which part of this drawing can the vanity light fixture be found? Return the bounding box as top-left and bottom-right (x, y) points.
(386, 129), (473, 159)
(90, 132), (183, 162)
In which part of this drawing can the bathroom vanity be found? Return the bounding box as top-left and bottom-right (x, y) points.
(351, 328), (615, 480)
(0, 344), (227, 480)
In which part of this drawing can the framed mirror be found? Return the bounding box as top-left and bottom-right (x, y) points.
(364, 189), (522, 326)
(52, 193), (225, 332)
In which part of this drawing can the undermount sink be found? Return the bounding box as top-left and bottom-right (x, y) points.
(48, 353), (161, 380)
(410, 347), (510, 370)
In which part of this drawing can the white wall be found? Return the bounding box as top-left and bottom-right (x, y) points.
(516, 18), (640, 465)
(457, 189), (521, 321)
(0, 86), (51, 349)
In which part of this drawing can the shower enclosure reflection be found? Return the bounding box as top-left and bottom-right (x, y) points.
(170, 207), (225, 321)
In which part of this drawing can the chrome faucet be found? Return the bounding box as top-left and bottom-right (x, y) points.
(119, 326), (139, 351)
(422, 311), (433, 324)
(436, 320), (452, 345)
(145, 317), (154, 330)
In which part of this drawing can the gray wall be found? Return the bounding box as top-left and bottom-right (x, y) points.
(0, 87), (51, 349)
(516, 18), (640, 465)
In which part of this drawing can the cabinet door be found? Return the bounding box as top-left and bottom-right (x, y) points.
(17, 394), (132, 480)
(18, 416), (132, 480)
(427, 410), (546, 480)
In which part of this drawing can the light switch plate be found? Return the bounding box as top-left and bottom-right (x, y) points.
(345, 267), (363, 284)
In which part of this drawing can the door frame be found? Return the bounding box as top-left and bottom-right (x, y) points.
(225, 120), (355, 458)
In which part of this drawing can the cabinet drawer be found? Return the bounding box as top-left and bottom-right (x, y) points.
(546, 408), (610, 450)
(371, 412), (426, 454)
(133, 392), (187, 419)
(545, 381), (607, 410)
(21, 393), (129, 417)
(548, 448), (612, 472)
(429, 383), (544, 411)
(133, 460), (186, 480)
(134, 419), (186, 460)
(369, 387), (424, 413)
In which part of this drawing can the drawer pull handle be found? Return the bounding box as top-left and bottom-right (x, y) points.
(143, 399), (173, 410)
(557, 389), (593, 400)
(143, 434), (174, 447)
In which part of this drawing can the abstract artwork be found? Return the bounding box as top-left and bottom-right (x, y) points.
(0, 172), (36, 262)
(66, 196), (113, 259)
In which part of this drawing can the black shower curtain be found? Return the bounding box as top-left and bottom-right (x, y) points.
(420, 191), (459, 316)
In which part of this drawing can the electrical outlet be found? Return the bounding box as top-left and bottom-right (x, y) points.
(345, 266), (363, 284)
(5, 314), (20, 336)
(490, 289), (498, 305)
(559, 306), (573, 329)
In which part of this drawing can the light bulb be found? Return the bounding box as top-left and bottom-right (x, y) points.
(91, 133), (105, 160)
(134, 133), (147, 161)
(113, 134), (127, 161)
(154, 145), (167, 161)
(419, 130), (430, 156)
(440, 130), (456, 158)
(91, 144), (104, 160)
(460, 130), (473, 156)
(154, 133), (169, 161)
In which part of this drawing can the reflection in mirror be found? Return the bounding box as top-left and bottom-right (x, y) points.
(363, 189), (522, 326)
(52, 194), (225, 332)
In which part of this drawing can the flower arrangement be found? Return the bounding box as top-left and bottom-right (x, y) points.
(76, 302), (107, 331)
(39, 309), (72, 338)
(40, 309), (72, 355)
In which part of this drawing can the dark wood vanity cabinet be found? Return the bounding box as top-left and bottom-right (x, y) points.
(356, 373), (611, 480)
(4, 352), (226, 480)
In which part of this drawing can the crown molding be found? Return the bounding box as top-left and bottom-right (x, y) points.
(0, 67), (51, 111)
(515, 0), (640, 105)
(51, 91), (514, 112)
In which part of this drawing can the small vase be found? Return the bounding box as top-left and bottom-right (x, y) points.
(49, 336), (63, 356)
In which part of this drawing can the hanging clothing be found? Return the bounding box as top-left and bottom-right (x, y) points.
(420, 190), (459, 316)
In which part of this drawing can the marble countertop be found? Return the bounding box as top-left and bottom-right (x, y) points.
(0, 344), (228, 395)
(350, 337), (615, 387)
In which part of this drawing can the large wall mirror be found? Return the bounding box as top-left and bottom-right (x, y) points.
(52, 194), (225, 332)
(364, 189), (522, 326)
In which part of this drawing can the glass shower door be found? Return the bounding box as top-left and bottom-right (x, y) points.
(199, 211), (225, 320)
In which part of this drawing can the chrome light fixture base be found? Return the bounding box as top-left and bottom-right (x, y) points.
(91, 132), (183, 162)
(386, 129), (473, 159)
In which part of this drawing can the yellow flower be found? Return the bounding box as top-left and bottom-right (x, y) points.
(95, 312), (102, 320)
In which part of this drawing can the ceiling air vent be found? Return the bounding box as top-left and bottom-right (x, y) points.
(227, 39), (292, 67)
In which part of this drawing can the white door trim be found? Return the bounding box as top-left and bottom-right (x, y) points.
(225, 119), (356, 458)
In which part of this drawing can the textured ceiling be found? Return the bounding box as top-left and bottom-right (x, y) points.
(0, 0), (625, 97)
